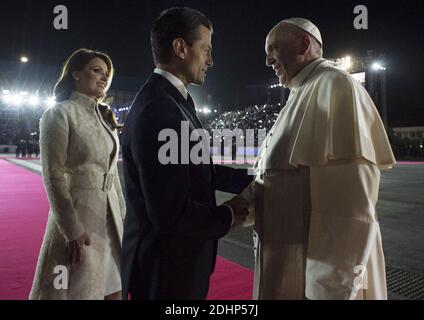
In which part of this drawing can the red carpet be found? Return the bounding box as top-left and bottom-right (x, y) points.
(0, 159), (253, 300)
(207, 257), (253, 300)
(0, 159), (49, 300)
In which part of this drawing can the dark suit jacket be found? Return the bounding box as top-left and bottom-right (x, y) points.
(121, 73), (251, 300)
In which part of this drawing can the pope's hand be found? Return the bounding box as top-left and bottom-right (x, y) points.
(226, 196), (249, 230)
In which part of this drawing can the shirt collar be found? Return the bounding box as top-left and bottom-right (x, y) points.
(69, 91), (97, 109)
(286, 58), (326, 91)
(154, 67), (188, 100)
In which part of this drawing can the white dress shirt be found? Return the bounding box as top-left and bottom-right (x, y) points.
(154, 68), (188, 100)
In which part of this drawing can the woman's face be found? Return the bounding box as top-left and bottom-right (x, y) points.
(73, 57), (110, 99)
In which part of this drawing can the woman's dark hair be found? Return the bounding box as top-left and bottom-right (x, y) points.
(150, 7), (212, 65)
(54, 48), (123, 130)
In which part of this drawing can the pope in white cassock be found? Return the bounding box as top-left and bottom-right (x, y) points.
(238, 18), (396, 300)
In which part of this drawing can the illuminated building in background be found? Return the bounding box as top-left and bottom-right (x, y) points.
(327, 51), (387, 125)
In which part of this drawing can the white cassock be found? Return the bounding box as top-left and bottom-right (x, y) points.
(241, 58), (396, 300)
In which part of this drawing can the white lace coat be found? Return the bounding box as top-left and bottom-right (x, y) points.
(29, 91), (126, 299)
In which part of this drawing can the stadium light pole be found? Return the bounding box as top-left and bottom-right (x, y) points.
(368, 60), (387, 127)
(380, 64), (387, 127)
(15, 55), (30, 148)
(18, 55), (29, 79)
(374, 62), (387, 126)
(18, 55), (29, 87)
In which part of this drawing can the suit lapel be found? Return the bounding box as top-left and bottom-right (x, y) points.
(149, 73), (203, 130)
(148, 73), (216, 198)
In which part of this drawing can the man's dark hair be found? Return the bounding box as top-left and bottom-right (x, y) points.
(151, 7), (212, 65)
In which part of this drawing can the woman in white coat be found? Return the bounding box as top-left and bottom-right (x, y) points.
(29, 49), (126, 300)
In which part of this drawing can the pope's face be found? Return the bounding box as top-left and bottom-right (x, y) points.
(183, 25), (213, 85)
(265, 26), (300, 86)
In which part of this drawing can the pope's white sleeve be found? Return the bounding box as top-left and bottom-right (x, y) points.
(305, 158), (381, 300)
(240, 181), (257, 227)
(240, 180), (255, 203)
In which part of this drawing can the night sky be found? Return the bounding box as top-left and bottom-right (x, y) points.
(1, 0), (423, 126)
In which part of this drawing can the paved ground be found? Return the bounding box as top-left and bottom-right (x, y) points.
(138, 162), (423, 278)
(376, 165), (424, 274)
(4, 155), (424, 299)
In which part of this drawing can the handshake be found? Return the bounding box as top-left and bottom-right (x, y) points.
(225, 196), (250, 230)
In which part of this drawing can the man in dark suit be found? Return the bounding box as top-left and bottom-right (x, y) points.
(121, 7), (252, 300)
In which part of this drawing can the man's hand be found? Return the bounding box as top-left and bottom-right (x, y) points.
(226, 196), (250, 230)
(65, 233), (91, 265)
